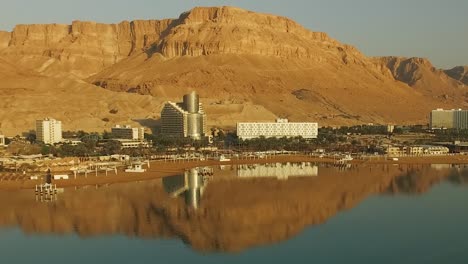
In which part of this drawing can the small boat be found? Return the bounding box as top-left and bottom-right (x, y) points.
(125, 163), (146, 173)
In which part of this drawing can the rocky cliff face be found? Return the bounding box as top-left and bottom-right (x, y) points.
(445, 66), (468, 85)
(0, 31), (10, 49)
(153, 6), (340, 59)
(1, 19), (174, 77)
(374, 56), (465, 100)
(0, 6), (353, 78)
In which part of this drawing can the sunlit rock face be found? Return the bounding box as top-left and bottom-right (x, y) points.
(0, 6), (467, 133)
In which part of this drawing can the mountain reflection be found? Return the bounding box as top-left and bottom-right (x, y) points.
(0, 163), (465, 252)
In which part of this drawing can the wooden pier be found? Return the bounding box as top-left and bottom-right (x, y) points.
(35, 183), (58, 202)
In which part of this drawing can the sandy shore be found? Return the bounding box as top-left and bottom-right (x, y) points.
(1, 154), (467, 190)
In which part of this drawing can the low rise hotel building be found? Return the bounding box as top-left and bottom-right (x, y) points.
(236, 119), (318, 140)
(386, 145), (449, 157)
(111, 125), (145, 140)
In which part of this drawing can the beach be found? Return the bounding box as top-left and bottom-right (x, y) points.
(1, 154), (468, 190)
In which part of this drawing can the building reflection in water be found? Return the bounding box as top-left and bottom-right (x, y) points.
(237, 162), (318, 179)
(163, 163), (318, 208)
(163, 167), (212, 209)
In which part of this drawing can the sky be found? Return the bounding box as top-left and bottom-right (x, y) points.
(0, 0), (466, 68)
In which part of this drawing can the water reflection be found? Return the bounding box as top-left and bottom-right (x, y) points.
(0, 163), (467, 253)
(237, 162), (318, 179)
(163, 167), (212, 209)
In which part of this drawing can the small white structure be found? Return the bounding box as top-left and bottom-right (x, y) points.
(63, 139), (82, 146)
(217, 155), (231, 162)
(115, 139), (151, 149)
(110, 154), (130, 161)
(53, 174), (69, 180)
(0, 134), (5, 146)
(125, 163), (146, 173)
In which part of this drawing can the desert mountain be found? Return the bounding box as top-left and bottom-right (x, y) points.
(0, 54), (165, 135)
(0, 6), (467, 134)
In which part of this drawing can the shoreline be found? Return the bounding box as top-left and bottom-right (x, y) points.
(1, 154), (467, 190)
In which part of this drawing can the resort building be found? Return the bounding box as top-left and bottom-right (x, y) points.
(161, 91), (207, 140)
(430, 109), (468, 129)
(406, 146), (424, 156)
(386, 146), (407, 157)
(236, 119), (318, 140)
(386, 145), (449, 157)
(420, 146), (450, 155)
(0, 134), (5, 146)
(115, 139), (150, 149)
(111, 125), (145, 140)
(36, 118), (63, 144)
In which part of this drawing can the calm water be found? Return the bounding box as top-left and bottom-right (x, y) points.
(0, 163), (467, 264)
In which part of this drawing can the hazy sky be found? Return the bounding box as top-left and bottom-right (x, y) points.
(1, 0), (466, 68)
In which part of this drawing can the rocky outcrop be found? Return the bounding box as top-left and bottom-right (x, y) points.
(0, 31), (10, 49)
(375, 57), (434, 86)
(154, 6), (340, 59)
(374, 56), (466, 99)
(1, 19), (174, 77)
(445, 66), (468, 85)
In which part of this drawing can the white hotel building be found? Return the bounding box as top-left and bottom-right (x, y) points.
(36, 118), (63, 144)
(237, 119), (318, 140)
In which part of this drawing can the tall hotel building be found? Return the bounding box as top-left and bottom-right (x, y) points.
(161, 91), (206, 140)
(430, 109), (468, 129)
(237, 119), (318, 140)
(36, 118), (63, 144)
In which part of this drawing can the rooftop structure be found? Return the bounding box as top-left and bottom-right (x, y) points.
(237, 119), (318, 140)
(36, 118), (62, 145)
(161, 91), (206, 140)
